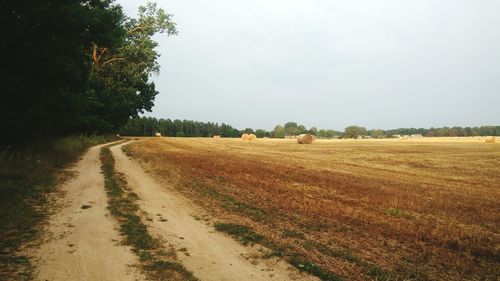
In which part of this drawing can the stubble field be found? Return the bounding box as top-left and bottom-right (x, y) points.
(126, 137), (499, 281)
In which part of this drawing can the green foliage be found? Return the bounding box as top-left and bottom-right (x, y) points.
(343, 126), (367, 139)
(284, 122), (298, 130)
(385, 208), (410, 219)
(255, 129), (268, 138)
(385, 126), (500, 137)
(280, 121), (309, 136)
(2, 1), (124, 142)
(214, 223), (264, 245)
(385, 208), (403, 217)
(370, 129), (385, 139)
(2, 1), (176, 144)
(308, 127), (318, 136)
(120, 117), (241, 137)
(121, 118), (500, 140)
(290, 256), (343, 281)
(85, 2), (177, 133)
(272, 125), (286, 138)
(148, 261), (197, 281)
(318, 129), (341, 139)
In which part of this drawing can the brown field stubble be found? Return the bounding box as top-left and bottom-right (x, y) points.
(127, 138), (500, 280)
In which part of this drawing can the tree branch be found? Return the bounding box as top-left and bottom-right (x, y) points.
(128, 26), (145, 33)
(102, 57), (126, 66)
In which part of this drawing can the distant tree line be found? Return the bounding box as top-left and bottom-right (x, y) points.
(384, 126), (500, 138)
(119, 117), (241, 137)
(328, 125), (500, 139)
(120, 118), (500, 139)
(2, 1), (176, 145)
(268, 122), (341, 138)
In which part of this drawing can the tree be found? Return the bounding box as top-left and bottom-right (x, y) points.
(327, 130), (340, 138)
(308, 127), (318, 136)
(119, 117), (242, 138)
(272, 125), (286, 138)
(370, 129), (384, 139)
(83, 2), (177, 133)
(318, 129), (327, 138)
(344, 126), (367, 139)
(255, 129), (268, 138)
(2, 0), (126, 142)
(284, 122), (298, 130)
(1, 1), (177, 144)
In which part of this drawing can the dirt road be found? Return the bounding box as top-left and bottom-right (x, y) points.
(32, 143), (144, 281)
(111, 142), (318, 281)
(32, 141), (317, 281)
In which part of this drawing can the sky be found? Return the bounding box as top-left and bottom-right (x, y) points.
(117, 0), (500, 131)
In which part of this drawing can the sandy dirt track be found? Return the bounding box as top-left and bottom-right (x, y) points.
(32, 143), (144, 281)
(111, 142), (318, 281)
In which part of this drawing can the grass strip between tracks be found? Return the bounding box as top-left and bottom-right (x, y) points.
(100, 144), (197, 281)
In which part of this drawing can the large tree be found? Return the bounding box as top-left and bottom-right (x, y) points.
(344, 126), (367, 139)
(80, 2), (177, 133)
(2, 0), (125, 142)
(1, 1), (176, 144)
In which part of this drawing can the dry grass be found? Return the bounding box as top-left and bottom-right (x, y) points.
(126, 137), (500, 280)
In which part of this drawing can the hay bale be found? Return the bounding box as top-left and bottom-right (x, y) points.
(155, 133), (162, 137)
(485, 136), (496, 143)
(311, 135), (317, 142)
(213, 135), (221, 139)
(248, 134), (257, 141)
(241, 133), (250, 141)
(297, 134), (314, 144)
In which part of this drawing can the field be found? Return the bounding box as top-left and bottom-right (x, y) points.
(126, 137), (500, 280)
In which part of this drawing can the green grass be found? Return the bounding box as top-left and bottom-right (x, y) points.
(213, 222), (345, 281)
(100, 146), (197, 281)
(290, 256), (343, 281)
(214, 223), (264, 245)
(0, 135), (113, 280)
(185, 180), (268, 221)
(385, 207), (404, 217)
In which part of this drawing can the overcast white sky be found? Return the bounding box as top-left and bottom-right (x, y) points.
(117, 0), (500, 131)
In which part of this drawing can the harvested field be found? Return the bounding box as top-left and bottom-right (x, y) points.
(126, 137), (500, 280)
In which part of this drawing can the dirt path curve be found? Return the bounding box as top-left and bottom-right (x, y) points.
(33, 143), (144, 281)
(111, 142), (319, 281)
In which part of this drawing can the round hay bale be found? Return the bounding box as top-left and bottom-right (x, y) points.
(297, 134), (314, 144)
(155, 133), (162, 137)
(311, 135), (317, 142)
(213, 135), (221, 139)
(485, 136), (496, 143)
(241, 133), (250, 141)
(248, 134), (257, 141)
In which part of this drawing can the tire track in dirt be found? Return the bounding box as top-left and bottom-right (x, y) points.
(32, 143), (144, 281)
(111, 142), (319, 281)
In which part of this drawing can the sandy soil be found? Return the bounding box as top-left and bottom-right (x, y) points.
(110, 142), (318, 281)
(32, 143), (144, 281)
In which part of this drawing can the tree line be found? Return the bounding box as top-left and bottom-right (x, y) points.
(384, 126), (500, 138)
(120, 117), (500, 138)
(119, 117), (241, 137)
(2, 1), (175, 145)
